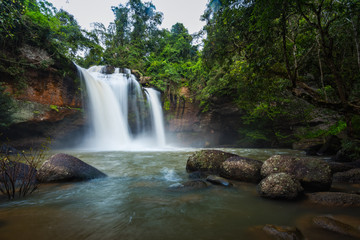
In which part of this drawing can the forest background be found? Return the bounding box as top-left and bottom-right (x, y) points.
(0, 0), (359, 159)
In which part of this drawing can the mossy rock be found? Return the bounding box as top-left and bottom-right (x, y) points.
(220, 156), (263, 183)
(186, 150), (238, 174)
(307, 192), (360, 207)
(261, 155), (332, 191)
(257, 173), (303, 200)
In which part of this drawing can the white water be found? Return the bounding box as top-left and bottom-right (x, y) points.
(77, 66), (167, 150)
(145, 88), (166, 147)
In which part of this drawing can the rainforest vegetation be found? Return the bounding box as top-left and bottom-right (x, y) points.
(0, 0), (359, 156)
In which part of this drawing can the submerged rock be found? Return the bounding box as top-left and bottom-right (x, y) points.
(261, 155), (332, 191)
(36, 153), (107, 183)
(206, 175), (232, 187)
(188, 171), (209, 179)
(186, 150), (237, 174)
(313, 215), (360, 239)
(220, 156), (263, 183)
(168, 180), (209, 191)
(333, 168), (360, 183)
(306, 192), (360, 207)
(257, 173), (303, 200)
(262, 224), (304, 240)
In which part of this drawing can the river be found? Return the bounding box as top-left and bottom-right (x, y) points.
(0, 148), (359, 240)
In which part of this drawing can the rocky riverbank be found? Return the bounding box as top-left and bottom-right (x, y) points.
(180, 149), (360, 239)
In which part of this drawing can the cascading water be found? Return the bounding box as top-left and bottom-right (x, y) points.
(77, 66), (166, 150)
(145, 88), (166, 147)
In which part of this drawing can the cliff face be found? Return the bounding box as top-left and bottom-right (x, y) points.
(1, 45), (85, 149)
(165, 87), (244, 147)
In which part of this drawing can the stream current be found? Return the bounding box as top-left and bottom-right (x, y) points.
(0, 148), (359, 240)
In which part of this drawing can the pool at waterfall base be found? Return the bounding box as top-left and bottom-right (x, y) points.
(1, 148), (359, 240)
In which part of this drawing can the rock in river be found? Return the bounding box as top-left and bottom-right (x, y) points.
(333, 168), (360, 183)
(37, 153), (107, 183)
(261, 155), (332, 191)
(206, 175), (232, 187)
(313, 215), (360, 239)
(257, 173), (303, 200)
(168, 180), (209, 191)
(220, 156), (263, 183)
(306, 192), (360, 207)
(262, 224), (304, 240)
(186, 150), (237, 174)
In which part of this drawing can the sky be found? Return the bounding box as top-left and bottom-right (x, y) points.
(49, 0), (209, 34)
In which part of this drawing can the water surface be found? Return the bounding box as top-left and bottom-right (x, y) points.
(0, 148), (359, 240)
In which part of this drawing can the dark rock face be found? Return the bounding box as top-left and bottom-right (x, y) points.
(328, 161), (358, 174)
(206, 175), (232, 187)
(257, 173), (303, 200)
(101, 66), (115, 74)
(186, 150), (237, 174)
(261, 155), (332, 191)
(333, 168), (360, 183)
(0, 161), (37, 184)
(307, 192), (360, 207)
(36, 153), (106, 183)
(220, 156), (263, 183)
(262, 224), (304, 240)
(313, 215), (360, 238)
(168, 180), (209, 191)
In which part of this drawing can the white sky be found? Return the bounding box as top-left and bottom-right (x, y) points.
(49, 0), (209, 34)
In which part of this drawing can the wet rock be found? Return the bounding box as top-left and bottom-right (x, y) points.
(220, 156), (263, 183)
(186, 150), (237, 174)
(313, 215), (360, 238)
(206, 175), (232, 187)
(257, 173), (303, 200)
(168, 180), (209, 191)
(188, 171), (208, 179)
(101, 66), (115, 74)
(0, 161), (37, 184)
(262, 224), (304, 240)
(306, 192), (360, 207)
(333, 168), (360, 183)
(36, 153), (107, 183)
(328, 162), (357, 174)
(0, 144), (20, 155)
(261, 155), (332, 191)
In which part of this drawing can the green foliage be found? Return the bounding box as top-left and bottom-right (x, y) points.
(301, 120), (347, 139)
(341, 139), (360, 161)
(50, 105), (59, 112)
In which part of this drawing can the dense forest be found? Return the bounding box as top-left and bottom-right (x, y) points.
(0, 0), (359, 158)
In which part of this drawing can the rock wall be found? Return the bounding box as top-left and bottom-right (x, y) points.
(165, 87), (244, 147)
(1, 47), (85, 149)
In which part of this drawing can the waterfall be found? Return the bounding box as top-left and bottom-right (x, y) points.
(77, 66), (166, 150)
(145, 88), (166, 147)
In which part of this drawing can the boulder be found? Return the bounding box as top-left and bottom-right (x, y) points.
(257, 173), (303, 200)
(186, 150), (237, 174)
(306, 192), (360, 207)
(313, 215), (360, 239)
(261, 155), (332, 191)
(0, 161), (37, 184)
(206, 175), (232, 187)
(168, 180), (209, 191)
(220, 156), (263, 183)
(262, 224), (304, 240)
(36, 153), (106, 183)
(333, 168), (360, 183)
